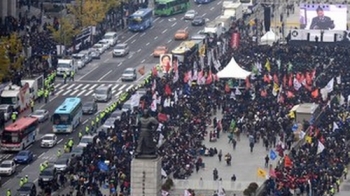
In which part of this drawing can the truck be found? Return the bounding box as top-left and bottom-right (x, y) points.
(222, 1), (243, 19)
(21, 74), (44, 100)
(0, 84), (31, 112)
(215, 15), (233, 33)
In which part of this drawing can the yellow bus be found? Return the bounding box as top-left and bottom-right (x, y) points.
(171, 41), (199, 62)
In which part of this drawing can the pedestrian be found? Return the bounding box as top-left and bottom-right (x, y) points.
(11, 111), (17, 123)
(218, 149), (222, 162)
(213, 168), (218, 181)
(264, 155), (269, 168)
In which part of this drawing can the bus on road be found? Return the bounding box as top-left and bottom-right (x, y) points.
(154, 0), (190, 16)
(1, 117), (39, 151)
(52, 97), (83, 133)
(128, 8), (153, 32)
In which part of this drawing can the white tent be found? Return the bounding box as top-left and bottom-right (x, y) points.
(260, 31), (279, 46)
(217, 57), (251, 79)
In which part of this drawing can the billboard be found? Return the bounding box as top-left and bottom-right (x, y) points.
(299, 4), (347, 30)
(159, 54), (173, 73)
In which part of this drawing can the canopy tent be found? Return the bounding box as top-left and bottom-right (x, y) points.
(260, 31), (279, 46)
(217, 57), (251, 79)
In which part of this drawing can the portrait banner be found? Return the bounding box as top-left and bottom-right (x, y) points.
(159, 54), (173, 73)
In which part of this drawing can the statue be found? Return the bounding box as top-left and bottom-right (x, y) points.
(135, 110), (159, 158)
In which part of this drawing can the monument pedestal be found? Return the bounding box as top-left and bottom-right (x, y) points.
(131, 157), (162, 196)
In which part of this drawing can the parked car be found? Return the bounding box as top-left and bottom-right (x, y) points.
(0, 160), (16, 176)
(41, 134), (58, 148)
(110, 110), (125, 120)
(70, 146), (85, 157)
(14, 150), (34, 164)
(54, 154), (71, 172)
(184, 10), (197, 20)
(78, 134), (97, 148)
(89, 48), (101, 59)
(122, 100), (133, 113)
(30, 109), (49, 122)
(0, 104), (14, 121)
(121, 68), (137, 81)
(174, 29), (189, 40)
(153, 46), (168, 57)
(38, 166), (57, 188)
(102, 117), (116, 129)
(82, 101), (98, 115)
(16, 182), (37, 196)
(98, 39), (111, 49)
(93, 86), (112, 102)
(103, 32), (118, 46)
(113, 43), (129, 57)
(92, 43), (107, 54)
(79, 50), (93, 63)
(191, 16), (205, 26)
(72, 53), (88, 69)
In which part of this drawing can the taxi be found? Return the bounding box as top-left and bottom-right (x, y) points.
(153, 46), (168, 57)
(174, 29), (189, 40)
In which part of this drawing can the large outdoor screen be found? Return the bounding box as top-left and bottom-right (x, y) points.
(299, 4), (347, 30)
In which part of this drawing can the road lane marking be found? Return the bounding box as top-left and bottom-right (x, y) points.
(140, 33), (146, 37)
(76, 90), (85, 97)
(125, 33), (139, 43)
(162, 29), (167, 34)
(85, 90), (94, 96)
(97, 70), (112, 81)
(146, 42), (150, 45)
(167, 39), (172, 43)
(160, 19), (164, 22)
(23, 165), (29, 171)
(112, 84), (120, 90)
(89, 84), (98, 90)
(217, 1), (221, 5)
(78, 65), (100, 81)
(55, 89), (65, 95)
(34, 178), (38, 183)
(154, 17), (160, 22)
(115, 91), (123, 97)
(210, 7), (214, 11)
(70, 90), (80, 95)
(184, 27), (188, 30)
(119, 84), (127, 90)
(198, 4), (201, 7)
(38, 152), (45, 158)
(62, 89), (72, 96)
(141, 59), (145, 63)
(117, 62), (122, 67)
(150, 53), (153, 56)
(202, 13), (207, 17)
(154, 36), (158, 39)
(75, 84), (83, 89)
(57, 138), (63, 144)
(103, 58), (110, 63)
(126, 85), (134, 92)
(137, 49), (141, 52)
(171, 22), (177, 27)
(151, 26), (154, 29)
(131, 39), (136, 43)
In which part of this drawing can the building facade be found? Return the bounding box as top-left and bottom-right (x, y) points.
(0, 0), (17, 21)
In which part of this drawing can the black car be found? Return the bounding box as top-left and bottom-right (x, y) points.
(39, 166), (57, 188)
(16, 182), (36, 196)
(191, 16), (205, 26)
(82, 101), (98, 114)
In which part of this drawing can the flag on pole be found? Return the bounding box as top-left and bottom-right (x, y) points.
(269, 150), (277, 160)
(317, 140), (325, 154)
(257, 168), (267, 178)
(265, 59), (271, 72)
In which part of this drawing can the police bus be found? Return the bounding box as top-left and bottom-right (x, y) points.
(128, 8), (153, 32)
(1, 117), (39, 151)
(52, 97), (83, 133)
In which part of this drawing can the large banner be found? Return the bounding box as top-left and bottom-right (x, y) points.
(299, 4), (347, 30)
(231, 33), (240, 49)
(290, 29), (350, 43)
(160, 54), (173, 73)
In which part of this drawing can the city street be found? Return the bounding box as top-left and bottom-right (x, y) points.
(0, 2), (225, 195)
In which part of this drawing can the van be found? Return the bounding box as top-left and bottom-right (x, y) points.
(56, 59), (75, 76)
(93, 86), (112, 102)
(103, 32), (118, 46)
(78, 134), (97, 147)
(0, 104), (14, 121)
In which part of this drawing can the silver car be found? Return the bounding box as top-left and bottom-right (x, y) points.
(121, 68), (137, 81)
(98, 39), (111, 49)
(113, 43), (129, 57)
(54, 154), (71, 172)
(89, 48), (101, 59)
(72, 53), (87, 69)
(184, 10), (198, 20)
(80, 50), (93, 63)
(30, 109), (49, 122)
(102, 117), (116, 129)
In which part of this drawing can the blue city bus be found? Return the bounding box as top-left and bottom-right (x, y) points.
(128, 8), (153, 32)
(194, 0), (215, 4)
(52, 97), (83, 133)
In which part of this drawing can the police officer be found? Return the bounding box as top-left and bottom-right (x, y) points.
(19, 177), (24, 187)
(63, 72), (68, 84)
(91, 120), (95, 132)
(23, 175), (28, 184)
(11, 112), (17, 123)
(30, 99), (35, 112)
(57, 149), (62, 158)
(64, 142), (70, 153)
(43, 161), (48, 168)
(44, 89), (49, 103)
(70, 70), (75, 81)
(85, 126), (90, 135)
(6, 189), (11, 196)
(39, 163), (45, 172)
(68, 138), (74, 152)
(78, 131), (83, 140)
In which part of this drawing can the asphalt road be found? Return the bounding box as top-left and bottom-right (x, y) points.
(0, 2), (224, 195)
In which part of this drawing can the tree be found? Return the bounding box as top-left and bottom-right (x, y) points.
(68, 0), (109, 27)
(48, 17), (78, 46)
(0, 33), (24, 72)
(0, 43), (10, 81)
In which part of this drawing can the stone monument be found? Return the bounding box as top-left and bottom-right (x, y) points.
(131, 110), (162, 196)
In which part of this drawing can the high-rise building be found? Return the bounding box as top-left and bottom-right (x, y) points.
(0, 0), (17, 22)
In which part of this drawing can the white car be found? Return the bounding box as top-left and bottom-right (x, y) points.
(92, 43), (107, 54)
(103, 32), (118, 46)
(41, 134), (58, 148)
(0, 160), (16, 176)
(98, 39), (111, 49)
(184, 10), (198, 20)
(54, 154), (71, 172)
(78, 135), (96, 147)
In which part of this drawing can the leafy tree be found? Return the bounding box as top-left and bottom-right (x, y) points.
(0, 43), (10, 81)
(0, 33), (24, 72)
(103, 0), (122, 11)
(68, 0), (109, 27)
(48, 17), (78, 46)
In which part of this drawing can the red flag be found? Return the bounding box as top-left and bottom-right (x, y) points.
(206, 71), (213, 84)
(273, 73), (279, 84)
(283, 75), (287, 87)
(164, 84), (172, 95)
(245, 77), (251, 89)
(263, 74), (271, 83)
(158, 113), (168, 122)
(269, 168), (277, 178)
(311, 89), (319, 98)
(288, 74), (293, 87)
(260, 89), (267, 97)
(284, 155), (293, 168)
(183, 72), (189, 83)
(296, 72), (304, 83)
(287, 91), (295, 98)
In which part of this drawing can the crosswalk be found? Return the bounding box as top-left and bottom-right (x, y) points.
(54, 83), (136, 97)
